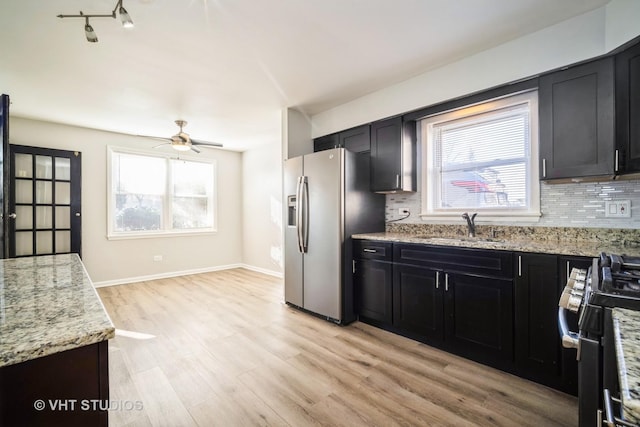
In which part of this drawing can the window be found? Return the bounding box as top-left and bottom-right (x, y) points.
(421, 91), (540, 221)
(108, 147), (216, 238)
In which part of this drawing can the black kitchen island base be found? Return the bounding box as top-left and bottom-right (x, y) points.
(0, 340), (109, 427)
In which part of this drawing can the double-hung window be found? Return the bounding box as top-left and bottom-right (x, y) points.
(421, 91), (540, 221)
(108, 147), (216, 238)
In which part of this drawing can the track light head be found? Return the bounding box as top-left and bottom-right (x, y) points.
(84, 18), (98, 43)
(119, 6), (134, 28)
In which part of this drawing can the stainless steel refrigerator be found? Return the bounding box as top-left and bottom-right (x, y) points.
(284, 147), (385, 324)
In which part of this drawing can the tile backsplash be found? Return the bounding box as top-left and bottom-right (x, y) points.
(386, 178), (640, 229)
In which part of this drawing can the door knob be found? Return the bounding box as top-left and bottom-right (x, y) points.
(8, 213), (16, 219)
(75, 213), (81, 217)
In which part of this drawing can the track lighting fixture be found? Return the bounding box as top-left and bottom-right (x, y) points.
(84, 17), (98, 43)
(57, 0), (134, 43)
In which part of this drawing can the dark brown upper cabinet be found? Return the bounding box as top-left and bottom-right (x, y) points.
(370, 117), (416, 193)
(313, 133), (339, 152)
(539, 57), (615, 180)
(313, 124), (370, 154)
(616, 40), (640, 174)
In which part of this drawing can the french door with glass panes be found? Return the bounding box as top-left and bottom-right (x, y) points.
(8, 145), (81, 257)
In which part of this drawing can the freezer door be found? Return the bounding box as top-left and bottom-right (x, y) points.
(303, 148), (343, 320)
(283, 155), (303, 307)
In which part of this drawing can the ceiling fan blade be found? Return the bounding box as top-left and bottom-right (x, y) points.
(152, 142), (171, 148)
(190, 146), (201, 154)
(138, 135), (175, 144)
(190, 138), (223, 147)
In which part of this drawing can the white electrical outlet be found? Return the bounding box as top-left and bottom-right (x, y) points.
(605, 200), (631, 218)
(153, 255), (163, 262)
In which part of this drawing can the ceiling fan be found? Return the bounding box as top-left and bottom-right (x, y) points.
(145, 120), (223, 153)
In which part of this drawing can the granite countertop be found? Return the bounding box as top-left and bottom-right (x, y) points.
(612, 308), (640, 424)
(0, 254), (115, 368)
(352, 231), (640, 258)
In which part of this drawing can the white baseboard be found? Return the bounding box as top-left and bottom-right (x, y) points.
(240, 264), (283, 278)
(93, 263), (243, 287)
(93, 263), (283, 287)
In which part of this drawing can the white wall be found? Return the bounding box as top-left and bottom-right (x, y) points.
(241, 140), (283, 276)
(10, 117), (243, 285)
(605, 0), (640, 51)
(310, 0), (639, 138)
(282, 108), (312, 160)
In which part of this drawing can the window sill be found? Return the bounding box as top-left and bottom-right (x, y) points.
(107, 229), (217, 240)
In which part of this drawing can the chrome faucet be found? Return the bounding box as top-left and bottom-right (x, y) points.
(462, 212), (477, 238)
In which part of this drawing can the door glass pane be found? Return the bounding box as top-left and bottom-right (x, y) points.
(16, 206), (33, 229)
(55, 231), (71, 253)
(16, 231), (33, 256)
(36, 206), (53, 228)
(55, 206), (70, 229)
(36, 231), (52, 254)
(14, 154), (33, 178)
(36, 156), (53, 179)
(55, 157), (71, 180)
(16, 180), (33, 204)
(55, 182), (71, 205)
(35, 181), (52, 204)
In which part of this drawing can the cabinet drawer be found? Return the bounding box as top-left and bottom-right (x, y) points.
(354, 240), (392, 261)
(394, 243), (513, 278)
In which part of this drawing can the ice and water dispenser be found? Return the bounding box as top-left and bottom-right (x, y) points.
(287, 195), (297, 227)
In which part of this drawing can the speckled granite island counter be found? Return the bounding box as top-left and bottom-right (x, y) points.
(612, 308), (640, 425)
(0, 254), (115, 426)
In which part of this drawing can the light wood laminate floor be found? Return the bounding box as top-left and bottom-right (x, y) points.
(97, 268), (578, 427)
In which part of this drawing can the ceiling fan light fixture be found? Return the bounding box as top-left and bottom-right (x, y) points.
(171, 142), (192, 152)
(144, 120), (223, 153)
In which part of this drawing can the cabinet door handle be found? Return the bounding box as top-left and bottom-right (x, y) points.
(542, 158), (547, 178)
(615, 149), (619, 172)
(566, 261), (571, 282)
(445, 273), (449, 292)
(435, 271), (439, 289)
(352, 260), (356, 274)
(363, 248), (377, 253)
(518, 256), (522, 277)
(395, 174), (400, 189)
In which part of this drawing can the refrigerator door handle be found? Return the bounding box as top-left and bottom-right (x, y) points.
(301, 176), (309, 253)
(296, 176), (304, 253)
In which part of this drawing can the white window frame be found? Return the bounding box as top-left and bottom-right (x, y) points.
(420, 90), (540, 222)
(107, 146), (217, 240)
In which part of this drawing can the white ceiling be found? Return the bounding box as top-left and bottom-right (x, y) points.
(1, 0), (610, 152)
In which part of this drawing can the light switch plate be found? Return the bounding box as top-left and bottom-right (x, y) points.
(605, 200), (631, 218)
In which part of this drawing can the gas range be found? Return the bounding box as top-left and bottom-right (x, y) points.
(559, 252), (640, 427)
(586, 253), (640, 311)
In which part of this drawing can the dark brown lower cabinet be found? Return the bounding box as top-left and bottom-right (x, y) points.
(514, 253), (560, 383)
(393, 264), (443, 341)
(0, 341), (109, 427)
(355, 258), (393, 324)
(445, 273), (513, 364)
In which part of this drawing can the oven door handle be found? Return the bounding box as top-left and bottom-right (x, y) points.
(558, 307), (579, 349)
(603, 389), (638, 427)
